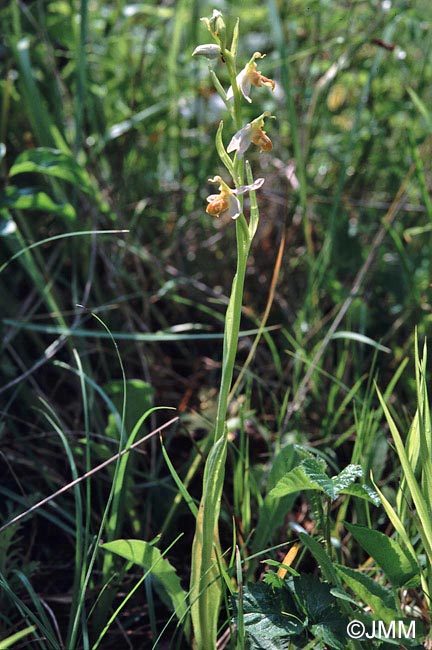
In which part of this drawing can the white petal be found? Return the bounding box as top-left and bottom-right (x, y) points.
(234, 178), (265, 195)
(206, 194), (220, 203)
(226, 133), (241, 154)
(227, 69), (249, 102)
(227, 124), (252, 159)
(237, 136), (252, 158)
(239, 75), (252, 103)
(227, 195), (242, 219)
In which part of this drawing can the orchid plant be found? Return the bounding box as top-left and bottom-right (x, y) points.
(190, 10), (275, 650)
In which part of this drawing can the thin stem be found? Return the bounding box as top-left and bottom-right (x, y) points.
(214, 217), (250, 443)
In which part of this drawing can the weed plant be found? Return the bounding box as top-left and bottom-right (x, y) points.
(0, 1), (432, 648)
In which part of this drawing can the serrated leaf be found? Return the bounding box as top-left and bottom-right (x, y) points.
(270, 459), (369, 503)
(331, 464), (363, 493)
(237, 582), (304, 650)
(268, 465), (322, 498)
(335, 564), (398, 623)
(311, 622), (346, 650)
(330, 587), (360, 606)
(262, 571), (287, 589)
(0, 186), (76, 220)
(101, 539), (188, 623)
(301, 457), (337, 497)
(344, 523), (420, 588)
(291, 573), (335, 619)
(341, 483), (381, 506)
(291, 575), (348, 650)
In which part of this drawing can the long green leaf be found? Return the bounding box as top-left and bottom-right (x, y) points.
(344, 522), (420, 588)
(335, 564), (398, 624)
(101, 539), (189, 624)
(10, 148), (95, 195)
(0, 186), (76, 220)
(298, 533), (339, 586)
(0, 626), (37, 649)
(376, 386), (432, 566)
(190, 435), (227, 650)
(160, 436), (199, 517)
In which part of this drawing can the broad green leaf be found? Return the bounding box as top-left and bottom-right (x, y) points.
(0, 186), (76, 220)
(340, 483), (380, 506)
(311, 623), (345, 650)
(270, 459), (365, 502)
(292, 573), (339, 620)
(269, 465), (322, 498)
(329, 587), (360, 606)
(101, 539), (188, 623)
(252, 445), (298, 553)
(9, 149), (95, 197)
(331, 464), (363, 494)
(335, 564), (398, 623)
(236, 582), (304, 650)
(302, 459), (363, 501)
(344, 523), (420, 588)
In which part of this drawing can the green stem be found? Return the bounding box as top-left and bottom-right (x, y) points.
(214, 216), (250, 443)
(190, 18), (256, 649)
(223, 51), (242, 132)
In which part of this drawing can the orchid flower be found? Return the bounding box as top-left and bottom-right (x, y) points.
(227, 112), (274, 159)
(227, 52), (275, 104)
(206, 175), (265, 219)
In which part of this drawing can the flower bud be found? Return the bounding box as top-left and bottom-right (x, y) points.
(201, 10), (226, 48)
(192, 44), (221, 59)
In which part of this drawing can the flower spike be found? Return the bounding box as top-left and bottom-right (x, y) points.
(227, 52), (275, 103)
(206, 175), (265, 219)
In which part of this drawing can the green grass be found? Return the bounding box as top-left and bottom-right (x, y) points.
(1, 0), (432, 647)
